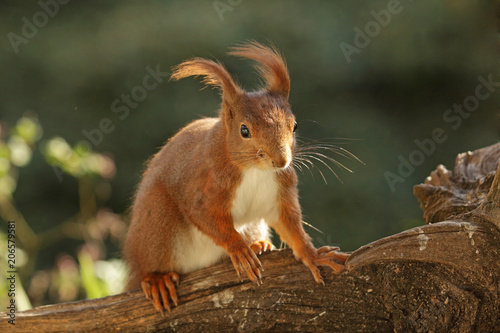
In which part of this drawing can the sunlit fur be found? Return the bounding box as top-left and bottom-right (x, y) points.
(123, 42), (352, 299)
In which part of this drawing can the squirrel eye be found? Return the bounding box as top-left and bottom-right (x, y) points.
(293, 121), (298, 133)
(240, 124), (251, 138)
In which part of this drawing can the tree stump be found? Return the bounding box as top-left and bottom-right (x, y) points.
(1, 143), (499, 332)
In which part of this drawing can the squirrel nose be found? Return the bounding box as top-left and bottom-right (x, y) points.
(272, 158), (288, 168)
(272, 146), (291, 169)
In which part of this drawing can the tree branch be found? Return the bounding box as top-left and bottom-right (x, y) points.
(2, 143), (500, 332)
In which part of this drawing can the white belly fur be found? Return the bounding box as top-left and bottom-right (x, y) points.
(231, 167), (280, 227)
(174, 167), (279, 274)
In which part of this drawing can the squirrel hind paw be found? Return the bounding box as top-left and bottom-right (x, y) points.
(317, 246), (350, 264)
(300, 247), (350, 284)
(141, 272), (180, 315)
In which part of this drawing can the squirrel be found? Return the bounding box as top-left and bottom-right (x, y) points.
(123, 41), (350, 315)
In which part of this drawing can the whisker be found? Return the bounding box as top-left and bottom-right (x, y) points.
(312, 145), (363, 165)
(302, 154), (341, 184)
(296, 144), (363, 164)
(299, 151), (353, 173)
(296, 155), (328, 184)
(297, 136), (362, 145)
(315, 164), (328, 184)
(302, 220), (324, 234)
(292, 134), (365, 183)
(301, 152), (351, 181)
(294, 158), (312, 178)
(294, 157), (316, 179)
(292, 161), (303, 172)
(211, 151), (260, 169)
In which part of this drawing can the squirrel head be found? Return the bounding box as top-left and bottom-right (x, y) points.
(171, 41), (296, 171)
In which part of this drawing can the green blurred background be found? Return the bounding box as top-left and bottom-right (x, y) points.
(0, 0), (498, 308)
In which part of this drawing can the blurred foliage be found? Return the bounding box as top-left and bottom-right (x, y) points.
(0, 115), (42, 198)
(0, 116), (126, 309)
(43, 137), (116, 180)
(0, 0), (499, 307)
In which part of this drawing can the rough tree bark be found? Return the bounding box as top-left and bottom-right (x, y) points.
(1, 143), (499, 332)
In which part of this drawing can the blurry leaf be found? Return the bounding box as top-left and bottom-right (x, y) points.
(0, 142), (9, 159)
(44, 137), (73, 162)
(0, 232), (32, 310)
(94, 259), (126, 295)
(14, 278), (32, 311)
(54, 255), (80, 303)
(0, 175), (16, 198)
(0, 157), (10, 177)
(43, 137), (116, 179)
(8, 137), (32, 167)
(12, 116), (43, 145)
(78, 250), (108, 299)
(74, 142), (91, 156)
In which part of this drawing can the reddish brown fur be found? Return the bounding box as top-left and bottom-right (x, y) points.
(229, 41), (290, 98)
(123, 42), (349, 314)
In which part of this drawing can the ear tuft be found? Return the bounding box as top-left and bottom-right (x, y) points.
(171, 58), (240, 102)
(228, 41), (290, 99)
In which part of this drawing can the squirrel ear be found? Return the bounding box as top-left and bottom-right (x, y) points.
(228, 41), (290, 99)
(170, 58), (241, 103)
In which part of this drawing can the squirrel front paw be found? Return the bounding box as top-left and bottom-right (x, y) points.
(141, 272), (180, 316)
(229, 244), (263, 284)
(250, 240), (275, 254)
(298, 246), (350, 285)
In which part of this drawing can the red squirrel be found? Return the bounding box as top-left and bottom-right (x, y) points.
(123, 42), (350, 315)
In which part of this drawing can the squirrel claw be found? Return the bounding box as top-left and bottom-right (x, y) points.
(250, 240), (275, 255)
(229, 244), (263, 284)
(141, 272), (180, 315)
(300, 246), (350, 284)
(317, 246), (349, 264)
